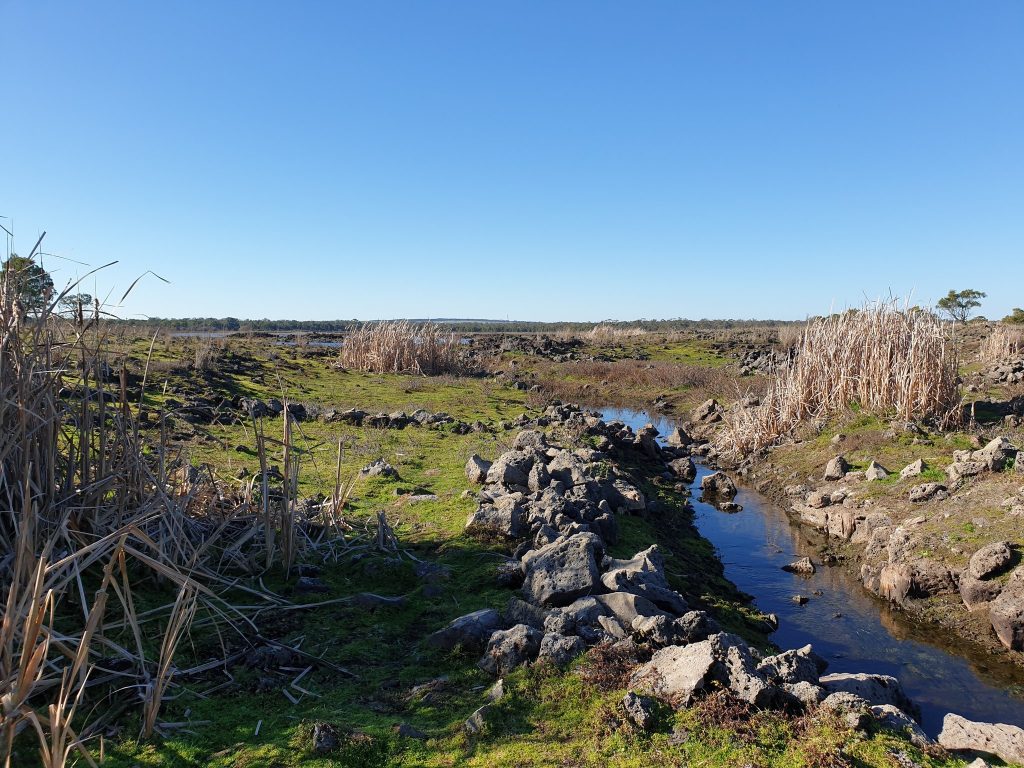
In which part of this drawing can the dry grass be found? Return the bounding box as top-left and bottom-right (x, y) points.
(582, 324), (648, 342)
(979, 324), (1024, 364)
(723, 300), (960, 455)
(338, 320), (466, 375)
(0, 254), (371, 765)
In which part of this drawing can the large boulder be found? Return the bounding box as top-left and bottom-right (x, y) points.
(547, 452), (589, 488)
(608, 480), (646, 513)
(970, 437), (1017, 472)
(465, 455), (492, 484)
(537, 632), (585, 667)
(960, 575), (1003, 610)
(756, 645), (826, 687)
(594, 592), (669, 631)
(630, 610), (719, 649)
(691, 398), (723, 424)
(878, 563), (913, 605)
(824, 455), (850, 481)
(864, 461), (889, 481)
(700, 471), (737, 500)
(600, 546), (688, 615)
(668, 457), (697, 483)
(486, 450), (536, 488)
(630, 633), (785, 709)
(512, 430), (549, 452)
(910, 559), (956, 597)
(899, 459), (926, 479)
(870, 705), (930, 748)
(522, 533), (602, 607)
(969, 541), (1013, 580)
(426, 609), (503, 651)
(939, 713), (1024, 765)
(909, 482), (946, 502)
(466, 494), (526, 538)
(479, 624), (542, 676)
(665, 426), (693, 447)
(947, 460), (987, 483)
(990, 574), (1024, 651)
(818, 672), (920, 720)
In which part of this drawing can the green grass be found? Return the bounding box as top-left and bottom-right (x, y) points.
(29, 335), (979, 768)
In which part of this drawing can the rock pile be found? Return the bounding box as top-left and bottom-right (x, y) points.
(431, 405), (1001, 751)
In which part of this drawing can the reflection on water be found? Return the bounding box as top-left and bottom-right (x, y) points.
(601, 407), (1024, 736)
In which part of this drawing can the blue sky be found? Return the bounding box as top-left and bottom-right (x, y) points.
(3, 1), (1022, 321)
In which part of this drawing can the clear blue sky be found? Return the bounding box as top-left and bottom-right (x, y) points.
(3, 1), (1022, 321)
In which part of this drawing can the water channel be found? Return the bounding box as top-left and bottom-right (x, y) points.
(602, 407), (1024, 736)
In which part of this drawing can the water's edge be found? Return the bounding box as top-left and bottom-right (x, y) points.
(601, 407), (1024, 736)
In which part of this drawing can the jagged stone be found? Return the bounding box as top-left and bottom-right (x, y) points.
(465, 494), (526, 538)
(486, 450), (536, 488)
(621, 691), (657, 730)
(478, 624), (542, 676)
(819, 672), (920, 720)
(782, 557), (815, 575)
(426, 609), (502, 651)
(969, 541), (1013, 580)
(630, 633), (785, 708)
(824, 455), (850, 481)
(865, 461), (889, 481)
(465, 455), (491, 484)
(521, 533), (602, 607)
(869, 704), (930, 748)
(700, 471), (737, 500)
(909, 482), (946, 502)
(537, 632), (585, 667)
(939, 713), (1024, 765)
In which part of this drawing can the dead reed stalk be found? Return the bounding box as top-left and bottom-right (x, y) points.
(338, 320), (465, 375)
(979, 324), (1024, 364)
(722, 300), (960, 455)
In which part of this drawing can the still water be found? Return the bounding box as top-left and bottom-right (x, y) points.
(602, 407), (1024, 736)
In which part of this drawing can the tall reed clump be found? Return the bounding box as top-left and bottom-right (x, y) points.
(339, 320), (465, 375)
(0, 250), (348, 765)
(979, 324), (1024, 364)
(583, 324), (647, 342)
(723, 300), (961, 456)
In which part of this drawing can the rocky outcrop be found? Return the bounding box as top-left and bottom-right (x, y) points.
(629, 633), (787, 709)
(818, 672), (920, 720)
(939, 713), (1024, 765)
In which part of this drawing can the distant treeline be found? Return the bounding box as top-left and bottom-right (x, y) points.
(109, 317), (798, 333)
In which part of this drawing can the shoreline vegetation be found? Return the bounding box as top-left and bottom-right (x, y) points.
(4, 263), (1024, 766)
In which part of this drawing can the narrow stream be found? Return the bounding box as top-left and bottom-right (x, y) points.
(601, 407), (1024, 736)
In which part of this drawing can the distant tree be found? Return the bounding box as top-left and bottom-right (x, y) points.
(57, 292), (93, 316)
(1, 254), (55, 314)
(937, 289), (986, 324)
(1003, 308), (1024, 325)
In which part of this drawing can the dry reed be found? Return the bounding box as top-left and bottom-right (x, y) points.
(722, 300), (960, 455)
(0, 249), (367, 765)
(582, 324), (647, 342)
(979, 324), (1024, 364)
(338, 320), (465, 375)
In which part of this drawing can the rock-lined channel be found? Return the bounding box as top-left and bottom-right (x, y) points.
(604, 407), (1024, 737)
